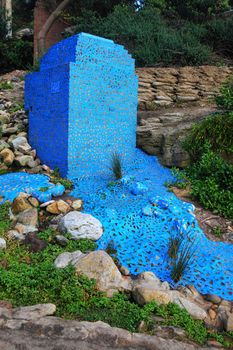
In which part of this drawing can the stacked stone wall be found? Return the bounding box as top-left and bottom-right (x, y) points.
(137, 66), (233, 110)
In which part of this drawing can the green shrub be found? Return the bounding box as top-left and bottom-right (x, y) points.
(187, 149), (233, 218)
(0, 39), (33, 72)
(183, 114), (233, 162)
(168, 0), (230, 22)
(216, 78), (233, 111)
(205, 17), (233, 60)
(71, 5), (211, 66)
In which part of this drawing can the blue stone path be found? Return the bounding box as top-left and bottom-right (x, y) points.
(0, 150), (232, 301)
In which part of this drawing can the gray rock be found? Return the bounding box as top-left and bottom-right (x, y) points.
(173, 296), (207, 320)
(13, 304), (56, 320)
(137, 107), (216, 167)
(0, 140), (10, 152)
(0, 238), (6, 249)
(55, 235), (69, 247)
(15, 155), (34, 167)
(203, 294), (222, 305)
(54, 250), (84, 268)
(58, 211), (103, 241)
(2, 126), (18, 135)
(11, 136), (28, 150)
(0, 312), (218, 350)
(0, 110), (10, 124)
(17, 208), (38, 227)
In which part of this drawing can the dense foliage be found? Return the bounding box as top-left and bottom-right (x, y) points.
(1, 0), (233, 70)
(182, 79), (233, 219)
(68, 1), (233, 66)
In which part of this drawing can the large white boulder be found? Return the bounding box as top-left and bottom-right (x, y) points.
(58, 211), (103, 241)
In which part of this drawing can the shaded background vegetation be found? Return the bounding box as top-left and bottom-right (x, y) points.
(0, 0), (233, 71)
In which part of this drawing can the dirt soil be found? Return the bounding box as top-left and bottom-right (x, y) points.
(172, 187), (233, 244)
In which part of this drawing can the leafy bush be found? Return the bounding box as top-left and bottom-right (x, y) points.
(168, 0), (230, 22)
(181, 79), (233, 218)
(71, 5), (211, 66)
(205, 17), (233, 60)
(0, 39), (33, 72)
(216, 78), (233, 110)
(183, 113), (233, 162)
(187, 149), (233, 218)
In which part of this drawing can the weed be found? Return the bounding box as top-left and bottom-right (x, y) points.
(170, 239), (197, 283)
(0, 81), (13, 90)
(50, 168), (73, 190)
(110, 152), (123, 180)
(168, 232), (183, 259)
(39, 187), (49, 192)
(9, 103), (24, 113)
(212, 227), (223, 238)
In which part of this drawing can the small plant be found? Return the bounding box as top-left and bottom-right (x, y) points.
(170, 239), (197, 283)
(39, 187), (49, 192)
(110, 152), (123, 180)
(0, 81), (13, 90)
(212, 227), (223, 238)
(168, 232), (183, 259)
(9, 103), (24, 113)
(50, 168), (73, 190)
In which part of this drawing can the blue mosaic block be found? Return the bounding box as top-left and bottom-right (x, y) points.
(25, 33), (138, 179)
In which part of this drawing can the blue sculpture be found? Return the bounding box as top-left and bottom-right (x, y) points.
(25, 33), (138, 179)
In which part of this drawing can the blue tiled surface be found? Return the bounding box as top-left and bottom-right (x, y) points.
(0, 173), (65, 203)
(25, 33), (138, 178)
(71, 149), (233, 301)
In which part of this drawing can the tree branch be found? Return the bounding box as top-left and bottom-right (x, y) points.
(37, 0), (73, 58)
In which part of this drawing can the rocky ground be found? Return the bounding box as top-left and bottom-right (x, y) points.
(0, 303), (221, 350)
(0, 71), (233, 349)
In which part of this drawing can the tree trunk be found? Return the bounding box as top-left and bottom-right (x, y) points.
(37, 0), (73, 58)
(5, 0), (12, 38)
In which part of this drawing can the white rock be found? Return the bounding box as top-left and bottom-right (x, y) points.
(11, 136), (28, 150)
(0, 238), (6, 249)
(58, 211), (103, 241)
(54, 250), (84, 268)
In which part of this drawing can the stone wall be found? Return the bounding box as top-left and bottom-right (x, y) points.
(137, 66), (233, 110)
(136, 65), (233, 167)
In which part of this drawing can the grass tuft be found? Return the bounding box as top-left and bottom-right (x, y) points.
(110, 152), (123, 180)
